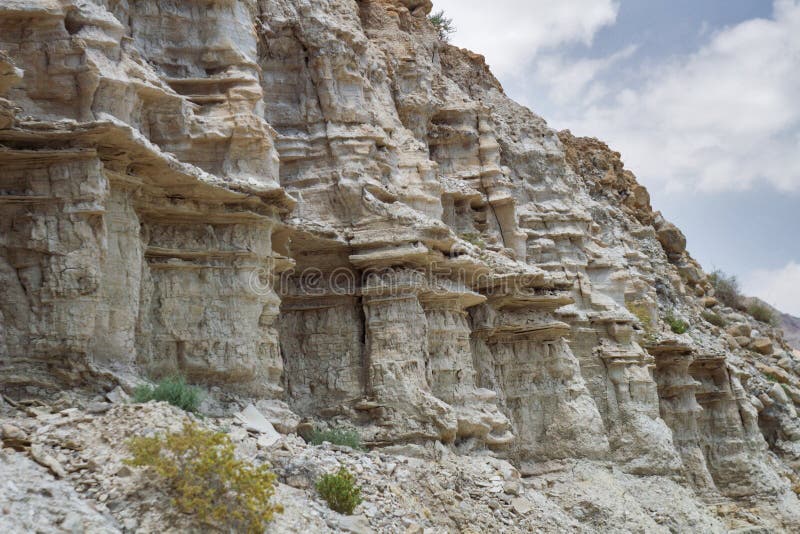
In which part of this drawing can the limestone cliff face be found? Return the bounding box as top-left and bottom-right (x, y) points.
(1, 0), (799, 519)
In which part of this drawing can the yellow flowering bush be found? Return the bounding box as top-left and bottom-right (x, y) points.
(126, 423), (282, 533)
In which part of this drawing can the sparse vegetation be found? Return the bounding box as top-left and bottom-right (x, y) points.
(459, 232), (486, 249)
(126, 423), (282, 532)
(134, 376), (203, 413)
(665, 312), (689, 334)
(316, 467), (363, 515)
(428, 10), (455, 42)
(309, 427), (363, 450)
(626, 302), (654, 339)
(701, 310), (726, 328)
(708, 270), (743, 309)
(625, 302), (653, 332)
(747, 302), (777, 326)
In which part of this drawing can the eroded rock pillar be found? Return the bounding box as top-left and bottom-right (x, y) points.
(690, 354), (783, 497)
(471, 292), (610, 463)
(420, 286), (513, 450)
(361, 270), (457, 444)
(598, 333), (682, 475)
(649, 341), (715, 490)
(278, 279), (365, 416)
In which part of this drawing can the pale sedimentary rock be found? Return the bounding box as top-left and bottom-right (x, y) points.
(0, 0), (292, 396)
(1, 0), (799, 524)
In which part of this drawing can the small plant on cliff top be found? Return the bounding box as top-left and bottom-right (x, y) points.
(133, 376), (203, 413)
(309, 427), (363, 450)
(747, 302), (777, 326)
(709, 269), (743, 309)
(428, 10), (455, 42)
(126, 423), (282, 532)
(316, 467), (363, 515)
(665, 312), (689, 334)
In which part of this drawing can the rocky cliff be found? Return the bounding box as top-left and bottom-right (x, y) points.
(1, 0), (800, 531)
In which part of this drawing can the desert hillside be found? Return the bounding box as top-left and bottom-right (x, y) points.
(1, 1), (799, 532)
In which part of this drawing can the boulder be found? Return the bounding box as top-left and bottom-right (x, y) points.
(785, 385), (800, 405)
(769, 383), (790, 405)
(727, 323), (752, 338)
(511, 497), (535, 515)
(758, 393), (774, 409)
(777, 357), (795, 372)
(751, 337), (773, 355)
(255, 399), (300, 435)
(1, 424), (29, 450)
(105, 386), (130, 404)
(235, 405), (281, 448)
(330, 515), (374, 534)
(701, 297), (719, 308)
(654, 214), (687, 256)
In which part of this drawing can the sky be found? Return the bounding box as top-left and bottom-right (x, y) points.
(434, 0), (800, 316)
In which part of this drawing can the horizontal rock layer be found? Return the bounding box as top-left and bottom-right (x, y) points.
(1, 0), (799, 528)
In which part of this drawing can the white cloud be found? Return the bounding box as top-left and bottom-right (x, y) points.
(553, 0), (800, 193)
(534, 44), (637, 106)
(437, 1), (800, 316)
(433, 0), (619, 76)
(742, 262), (800, 316)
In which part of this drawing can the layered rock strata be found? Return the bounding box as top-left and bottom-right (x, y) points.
(1, 0), (799, 527)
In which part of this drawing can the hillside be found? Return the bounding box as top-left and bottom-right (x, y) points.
(1, 1), (799, 531)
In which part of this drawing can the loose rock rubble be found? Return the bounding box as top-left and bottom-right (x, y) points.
(1, 399), (797, 532)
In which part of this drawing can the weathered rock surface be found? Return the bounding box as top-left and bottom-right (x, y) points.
(0, 401), (751, 533)
(1, 0), (799, 531)
(0, 448), (119, 533)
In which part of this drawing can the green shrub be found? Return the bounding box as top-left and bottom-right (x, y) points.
(665, 312), (689, 334)
(701, 310), (726, 327)
(747, 302), (776, 325)
(309, 428), (363, 450)
(428, 10), (455, 42)
(133, 376), (203, 413)
(126, 423), (282, 533)
(316, 467), (363, 515)
(709, 270), (742, 309)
